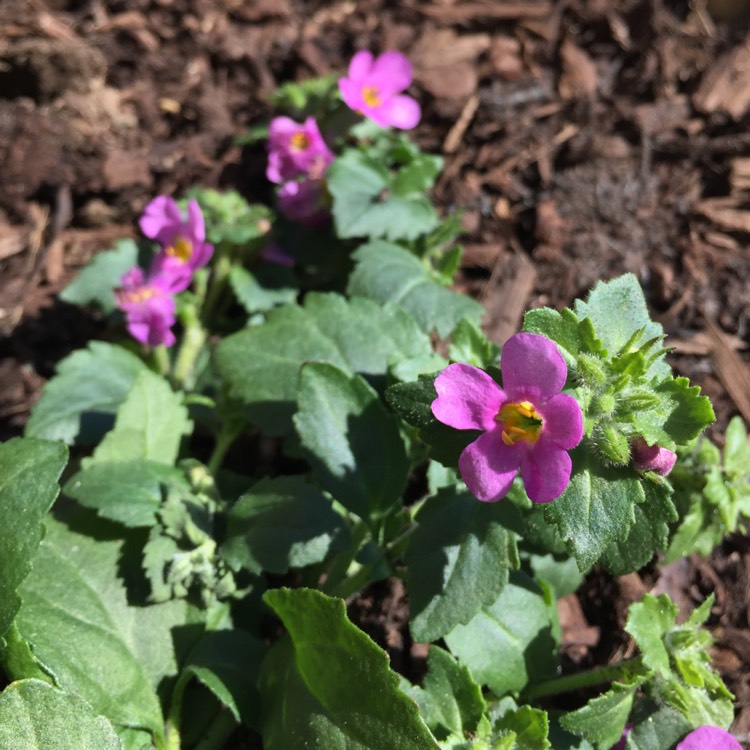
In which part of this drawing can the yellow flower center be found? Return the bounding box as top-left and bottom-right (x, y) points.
(123, 287), (155, 304)
(165, 236), (193, 263)
(290, 132), (310, 151)
(362, 85), (382, 108)
(496, 401), (543, 446)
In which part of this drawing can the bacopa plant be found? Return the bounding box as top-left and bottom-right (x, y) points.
(1, 48), (746, 750)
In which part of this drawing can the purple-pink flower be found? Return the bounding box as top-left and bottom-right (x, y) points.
(611, 725), (631, 750)
(631, 437), (677, 476)
(115, 267), (177, 348)
(139, 195), (213, 291)
(267, 116), (334, 185)
(677, 726), (742, 750)
(431, 333), (583, 504)
(339, 50), (421, 130)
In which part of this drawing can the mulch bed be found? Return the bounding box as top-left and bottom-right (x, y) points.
(1, 0), (750, 745)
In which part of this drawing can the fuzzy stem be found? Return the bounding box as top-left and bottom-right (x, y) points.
(172, 305), (207, 389)
(201, 246), (232, 328)
(153, 345), (171, 378)
(523, 656), (644, 701)
(207, 421), (241, 477)
(164, 673), (189, 750)
(192, 709), (238, 750)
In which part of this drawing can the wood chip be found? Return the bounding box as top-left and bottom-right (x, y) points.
(481, 252), (537, 345)
(0, 226), (27, 261)
(558, 38), (598, 100)
(731, 157), (750, 191)
(693, 39), (750, 120)
(418, 2), (552, 22)
(443, 95), (479, 154)
(694, 197), (750, 234)
(705, 318), (750, 425)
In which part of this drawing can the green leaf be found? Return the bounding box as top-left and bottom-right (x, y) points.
(221, 475), (349, 574)
(406, 487), (517, 642)
(495, 706), (550, 750)
(25, 342), (149, 445)
(348, 241), (483, 337)
(559, 682), (638, 750)
(294, 363), (409, 519)
(523, 307), (582, 367)
(261, 588), (439, 750)
(16, 514), (197, 742)
(599, 482), (677, 575)
(216, 293), (431, 435)
(633, 377), (715, 449)
(544, 452), (644, 570)
(724, 415), (750, 474)
(444, 571), (557, 695)
(573, 275), (668, 378)
(228, 265), (297, 315)
(328, 150), (439, 241)
(179, 628), (265, 726)
(88, 370), (192, 466)
(625, 594), (678, 675)
(390, 153), (443, 195)
(406, 646), (486, 740)
(626, 701), (692, 750)
(0, 438), (67, 637)
(0, 679), (123, 749)
(59, 239), (139, 313)
(64, 460), (186, 528)
(185, 188), (273, 246)
(449, 319), (500, 368)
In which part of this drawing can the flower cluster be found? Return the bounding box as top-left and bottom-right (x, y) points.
(115, 196), (213, 347)
(339, 50), (421, 130)
(266, 116), (334, 225)
(432, 333), (583, 504)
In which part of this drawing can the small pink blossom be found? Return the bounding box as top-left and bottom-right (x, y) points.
(677, 726), (742, 750)
(115, 267), (177, 348)
(267, 116), (334, 185)
(139, 195), (213, 291)
(339, 50), (421, 130)
(431, 333), (583, 504)
(277, 179), (330, 226)
(631, 437), (677, 476)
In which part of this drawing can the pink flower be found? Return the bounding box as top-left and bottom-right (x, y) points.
(631, 437), (677, 476)
(266, 116), (334, 184)
(115, 267), (177, 348)
(277, 179), (330, 226)
(431, 333), (583, 504)
(139, 195), (214, 291)
(677, 726), (742, 750)
(339, 50), (421, 130)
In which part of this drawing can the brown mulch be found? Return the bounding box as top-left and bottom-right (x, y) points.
(2, 0), (750, 744)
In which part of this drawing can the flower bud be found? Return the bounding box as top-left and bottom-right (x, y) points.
(597, 423), (631, 465)
(631, 437), (677, 476)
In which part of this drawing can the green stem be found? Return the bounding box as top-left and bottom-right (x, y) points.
(172, 305), (207, 389)
(320, 522), (369, 596)
(207, 421), (241, 477)
(201, 247), (232, 327)
(193, 709), (238, 750)
(164, 673), (190, 750)
(523, 656), (644, 701)
(153, 345), (171, 378)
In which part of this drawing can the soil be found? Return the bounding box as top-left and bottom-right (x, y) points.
(2, 0), (750, 746)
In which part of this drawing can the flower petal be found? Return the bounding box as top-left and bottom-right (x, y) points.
(520, 441), (572, 503)
(338, 76), (365, 112)
(378, 94), (421, 129)
(501, 332), (568, 401)
(139, 195), (182, 244)
(459, 429), (520, 502)
(539, 393), (583, 450)
(371, 51), (413, 94)
(186, 199), (205, 243)
(677, 727), (742, 750)
(432, 363), (505, 431)
(348, 50), (374, 81)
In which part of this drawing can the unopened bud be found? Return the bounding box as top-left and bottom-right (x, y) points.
(598, 423), (630, 465)
(631, 437), (677, 476)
